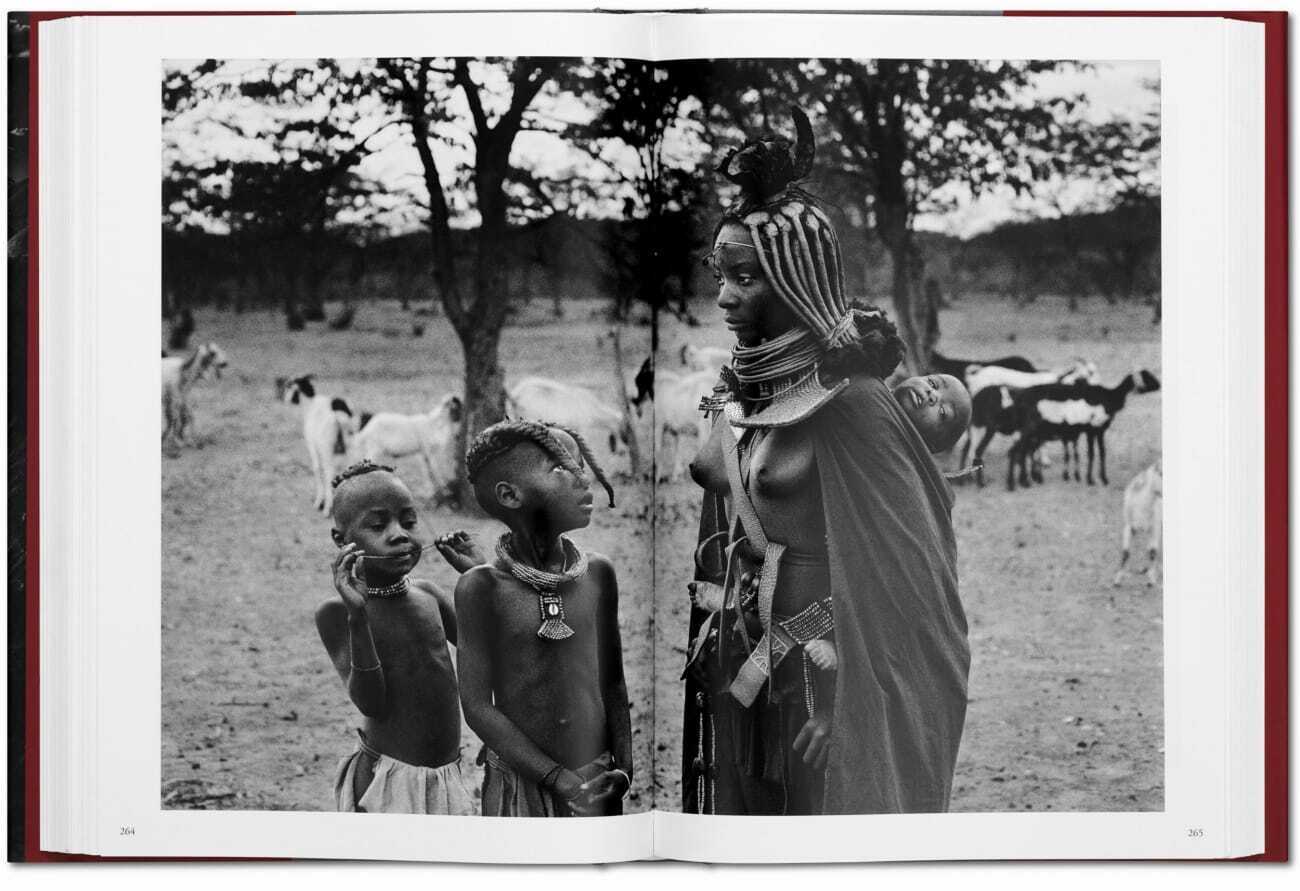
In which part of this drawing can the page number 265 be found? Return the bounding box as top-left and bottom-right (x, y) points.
(1187, 828), (1204, 838)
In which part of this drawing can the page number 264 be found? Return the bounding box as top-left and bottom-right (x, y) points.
(119, 826), (135, 836)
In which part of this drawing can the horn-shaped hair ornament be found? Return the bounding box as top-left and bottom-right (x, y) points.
(716, 108), (855, 348)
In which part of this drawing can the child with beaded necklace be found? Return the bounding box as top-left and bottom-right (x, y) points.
(455, 419), (633, 816)
(316, 460), (483, 814)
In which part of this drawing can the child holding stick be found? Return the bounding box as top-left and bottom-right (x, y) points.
(316, 460), (482, 814)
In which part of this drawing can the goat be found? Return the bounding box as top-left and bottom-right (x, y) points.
(1114, 460), (1163, 587)
(964, 358), (1100, 398)
(680, 343), (732, 374)
(953, 359), (1100, 473)
(1006, 369), (1161, 491)
(161, 342), (228, 450)
(351, 394), (463, 504)
(630, 356), (655, 418)
(930, 350), (1036, 381)
(507, 376), (631, 473)
(282, 375), (357, 514)
(653, 369), (717, 483)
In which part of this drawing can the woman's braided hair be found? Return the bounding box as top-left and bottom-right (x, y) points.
(716, 108), (904, 381)
(465, 419), (616, 508)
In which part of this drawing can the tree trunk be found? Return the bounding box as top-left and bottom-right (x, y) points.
(876, 205), (931, 376)
(451, 322), (507, 508)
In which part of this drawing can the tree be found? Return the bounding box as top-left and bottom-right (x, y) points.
(162, 60), (396, 324)
(375, 58), (561, 504)
(694, 59), (1079, 374)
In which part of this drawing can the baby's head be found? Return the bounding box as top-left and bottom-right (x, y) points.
(465, 420), (614, 532)
(330, 460), (424, 576)
(893, 373), (972, 453)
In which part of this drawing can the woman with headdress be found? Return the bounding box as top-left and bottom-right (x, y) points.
(680, 110), (971, 815)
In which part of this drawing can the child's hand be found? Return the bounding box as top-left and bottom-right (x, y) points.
(332, 543), (369, 616)
(569, 770), (630, 815)
(435, 530), (487, 573)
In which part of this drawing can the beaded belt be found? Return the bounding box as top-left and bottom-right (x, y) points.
(729, 595), (835, 707)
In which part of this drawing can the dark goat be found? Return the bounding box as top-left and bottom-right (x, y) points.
(960, 385), (1019, 487)
(1006, 370), (1161, 491)
(630, 356), (655, 416)
(930, 350), (1037, 380)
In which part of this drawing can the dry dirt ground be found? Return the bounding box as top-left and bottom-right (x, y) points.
(162, 295), (1162, 816)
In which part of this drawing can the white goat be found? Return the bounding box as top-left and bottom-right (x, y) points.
(964, 358), (1100, 398)
(1114, 460), (1163, 587)
(281, 375), (357, 514)
(507, 376), (631, 474)
(654, 369), (717, 483)
(352, 394), (464, 504)
(161, 342), (228, 450)
(680, 343), (732, 374)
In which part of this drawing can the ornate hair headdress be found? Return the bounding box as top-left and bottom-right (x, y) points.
(466, 419), (615, 508)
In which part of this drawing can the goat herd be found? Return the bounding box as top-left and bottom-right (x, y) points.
(161, 338), (1163, 589)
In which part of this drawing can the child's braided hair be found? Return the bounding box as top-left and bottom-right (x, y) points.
(466, 419), (616, 508)
(331, 458), (396, 490)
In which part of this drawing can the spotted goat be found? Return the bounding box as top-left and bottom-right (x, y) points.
(1005, 369), (1161, 491)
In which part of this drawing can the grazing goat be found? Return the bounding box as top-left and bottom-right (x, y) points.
(680, 343), (732, 374)
(964, 358), (1100, 398)
(1006, 369), (1161, 491)
(630, 356), (655, 417)
(1114, 460), (1162, 587)
(282, 375), (357, 514)
(507, 376), (631, 473)
(161, 342), (228, 450)
(653, 369), (718, 483)
(351, 394), (463, 504)
(953, 358), (1100, 473)
(930, 350), (1036, 381)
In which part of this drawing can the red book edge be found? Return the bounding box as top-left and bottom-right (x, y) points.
(15, 7), (1288, 865)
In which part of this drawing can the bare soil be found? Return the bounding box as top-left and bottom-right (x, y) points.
(163, 294), (1162, 815)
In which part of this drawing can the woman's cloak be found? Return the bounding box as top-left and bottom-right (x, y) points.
(809, 375), (970, 813)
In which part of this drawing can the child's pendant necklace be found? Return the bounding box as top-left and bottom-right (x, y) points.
(366, 576), (410, 600)
(495, 533), (589, 641)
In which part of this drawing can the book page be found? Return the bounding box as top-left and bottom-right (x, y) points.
(645, 11), (1261, 862)
(34, 8), (1267, 865)
(47, 10), (663, 863)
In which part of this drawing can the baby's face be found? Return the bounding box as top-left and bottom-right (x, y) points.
(893, 373), (972, 453)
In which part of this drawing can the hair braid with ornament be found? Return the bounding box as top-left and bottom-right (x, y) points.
(713, 108), (904, 386)
(466, 419), (615, 508)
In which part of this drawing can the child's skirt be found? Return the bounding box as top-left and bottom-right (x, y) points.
(334, 730), (474, 815)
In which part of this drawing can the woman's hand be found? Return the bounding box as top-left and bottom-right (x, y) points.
(332, 543), (368, 616)
(792, 711), (833, 770)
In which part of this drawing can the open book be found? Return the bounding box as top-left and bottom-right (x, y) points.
(10, 8), (1287, 863)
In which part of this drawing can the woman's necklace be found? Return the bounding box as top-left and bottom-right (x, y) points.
(495, 533), (589, 641)
(730, 328), (823, 407)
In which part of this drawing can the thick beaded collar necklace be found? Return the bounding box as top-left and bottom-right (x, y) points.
(495, 533), (589, 641)
(365, 576), (410, 600)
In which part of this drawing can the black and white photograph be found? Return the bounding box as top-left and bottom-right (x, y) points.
(159, 53), (1161, 818)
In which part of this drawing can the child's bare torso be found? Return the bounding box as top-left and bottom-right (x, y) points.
(483, 567), (609, 770)
(341, 584), (461, 766)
